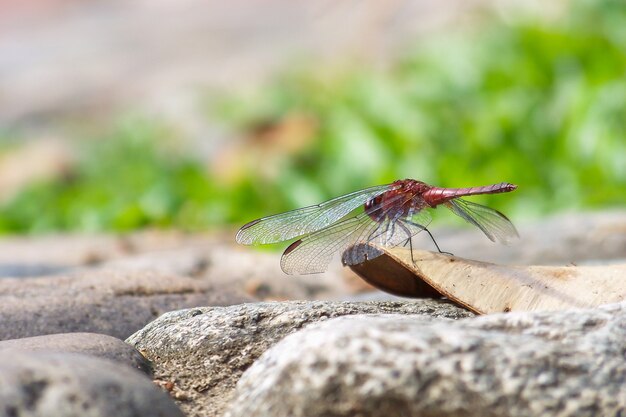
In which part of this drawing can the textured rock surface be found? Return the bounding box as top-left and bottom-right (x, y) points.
(226, 303), (626, 417)
(0, 232), (196, 278)
(0, 333), (151, 375)
(103, 244), (358, 301)
(127, 300), (472, 417)
(0, 269), (251, 341)
(0, 352), (184, 417)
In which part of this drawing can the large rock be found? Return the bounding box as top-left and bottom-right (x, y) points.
(0, 352), (184, 417)
(0, 333), (151, 375)
(0, 269), (251, 341)
(226, 302), (626, 417)
(127, 300), (472, 417)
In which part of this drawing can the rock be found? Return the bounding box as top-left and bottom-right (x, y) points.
(0, 351), (184, 417)
(0, 269), (252, 341)
(340, 291), (412, 302)
(0, 231), (224, 278)
(126, 299), (472, 417)
(226, 302), (626, 417)
(102, 245), (358, 301)
(0, 333), (151, 375)
(0, 230), (357, 300)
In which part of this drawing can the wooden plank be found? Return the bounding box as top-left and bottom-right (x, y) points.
(345, 244), (626, 314)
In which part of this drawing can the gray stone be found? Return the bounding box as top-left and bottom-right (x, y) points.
(0, 269), (252, 341)
(226, 302), (626, 417)
(0, 231), (199, 277)
(127, 300), (472, 417)
(102, 245), (359, 301)
(0, 333), (151, 375)
(0, 351), (184, 417)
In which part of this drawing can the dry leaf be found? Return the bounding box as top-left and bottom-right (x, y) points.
(346, 243), (626, 314)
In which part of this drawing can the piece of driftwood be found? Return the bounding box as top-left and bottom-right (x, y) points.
(345, 243), (626, 314)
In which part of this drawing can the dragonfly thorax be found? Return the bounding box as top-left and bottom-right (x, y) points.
(364, 179), (431, 222)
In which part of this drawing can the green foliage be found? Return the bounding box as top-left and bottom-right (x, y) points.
(0, 122), (219, 233)
(0, 0), (624, 233)
(218, 0), (626, 220)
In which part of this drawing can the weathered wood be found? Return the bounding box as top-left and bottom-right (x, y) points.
(346, 243), (626, 314)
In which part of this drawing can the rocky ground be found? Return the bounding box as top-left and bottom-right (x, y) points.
(0, 211), (624, 416)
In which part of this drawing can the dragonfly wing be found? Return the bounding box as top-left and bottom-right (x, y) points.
(236, 184), (394, 245)
(280, 191), (417, 274)
(445, 198), (519, 243)
(403, 203), (433, 232)
(362, 208), (432, 249)
(280, 213), (381, 274)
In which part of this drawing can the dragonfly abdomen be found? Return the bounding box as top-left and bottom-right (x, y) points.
(422, 182), (517, 207)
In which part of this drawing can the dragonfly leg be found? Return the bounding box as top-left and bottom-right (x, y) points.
(396, 221), (416, 266)
(386, 221), (396, 243)
(423, 227), (453, 255)
(404, 220), (453, 256)
(366, 220), (391, 244)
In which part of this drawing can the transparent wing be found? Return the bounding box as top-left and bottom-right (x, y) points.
(341, 209), (433, 267)
(364, 208), (432, 249)
(400, 198), (433, 237)
(445, 198), (519, 243)
(280, 192), (419, 274)
(281, 213), (380, 274)
(236, 184), (395, 245)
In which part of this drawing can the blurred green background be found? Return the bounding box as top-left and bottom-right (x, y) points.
(0, 0), (624, 234)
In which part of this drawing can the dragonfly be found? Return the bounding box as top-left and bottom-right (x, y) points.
(236, 179), (518, 274)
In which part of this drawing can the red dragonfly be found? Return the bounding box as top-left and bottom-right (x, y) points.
(236, 180), (518, 274)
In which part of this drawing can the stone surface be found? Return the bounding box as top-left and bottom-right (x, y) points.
(226, 303), (626, 417)
(0, 333), (151, 375)
(0, 351), (184, 417)
(127, 300), (472, 417)
(0, 269), (252, 341)
(0, 231), (356, 301)
(0, 231), (208, 278)
(101, 244), (358, 301)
